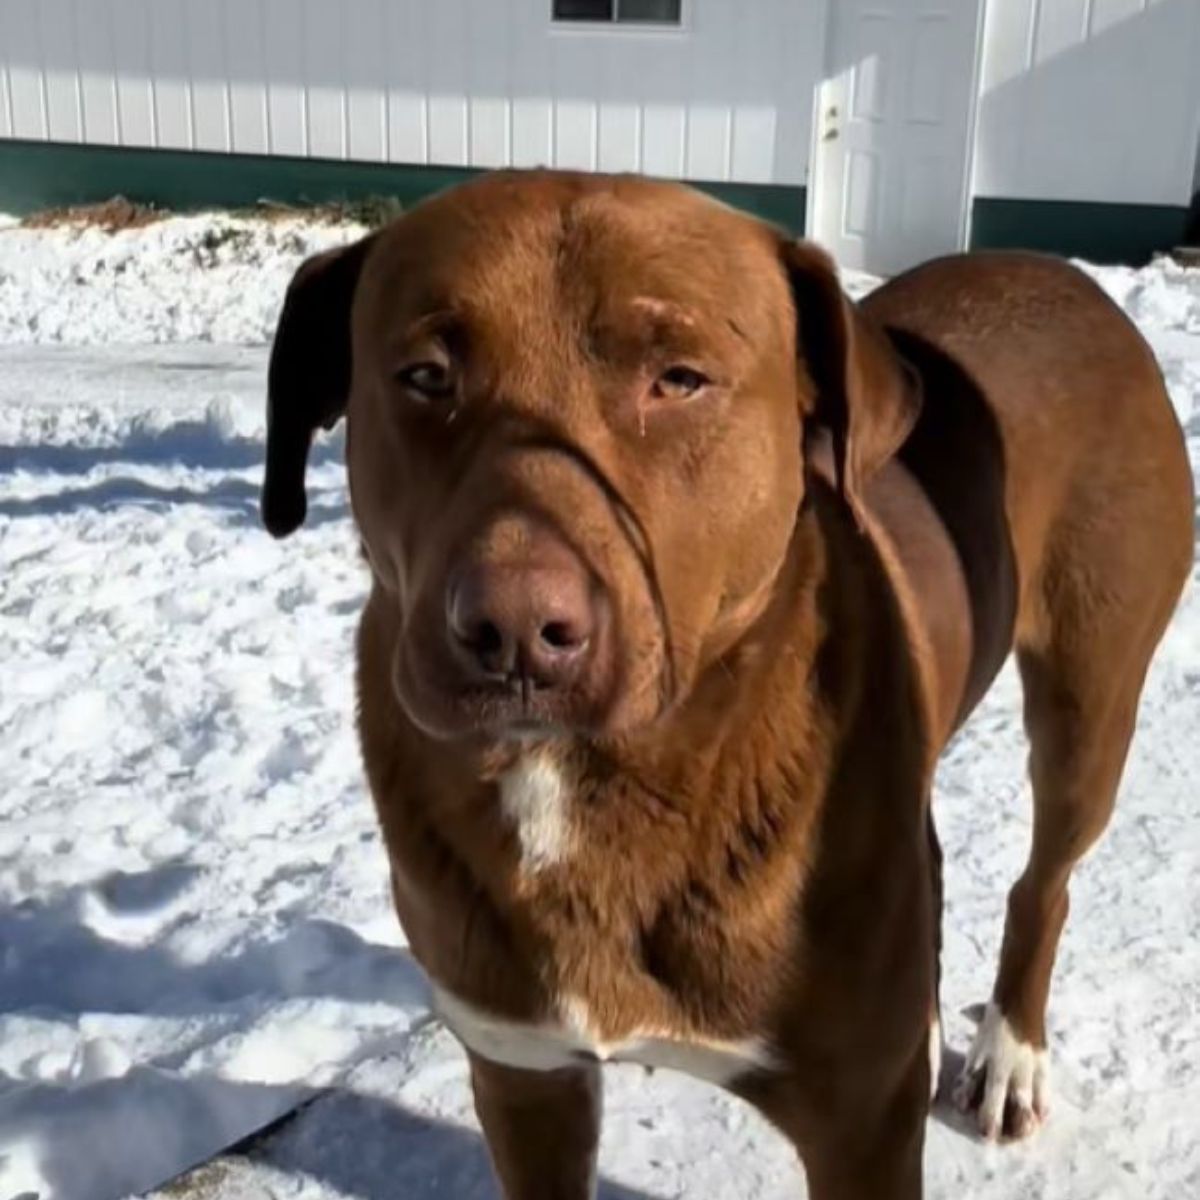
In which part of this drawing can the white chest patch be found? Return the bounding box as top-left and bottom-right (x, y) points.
(498, 752), (572, 874)
(433, 986), (776, 1088)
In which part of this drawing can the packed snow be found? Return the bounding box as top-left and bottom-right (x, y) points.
(0, 214), (367, 346)
(0, 212), (1197, 1200)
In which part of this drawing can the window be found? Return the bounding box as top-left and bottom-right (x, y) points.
(553, 0), (683, 25)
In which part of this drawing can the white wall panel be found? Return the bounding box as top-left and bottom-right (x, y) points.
(38, 0), (80, 143)
(0, 53), (11, 139)
(466, 0), (509, 168)
(470, 96), (510, 168)
(385, 0), (428, 165)
(641, 103), (685, 177)
(1087, 0), (1145, 37)
(975, 0), (1200, 206)
(511, 96), (553, 168)
(0, 0), (830, 190)
(148, 0), (192, 150)
(682, 0), (729, 180)
(977, 0), (1038, 90)
(730, 106), (776, 184)
(184, 0), (228, 152)
(0, 0), (11, 138)
(224, 0), (268, 155)
(550, 28), (601, 171)
(426, 0), (469, 165)
(767, 0), (821, 187)
(427, 98), (468, 166)
(1034, 0), (1091, 62)
(263, 0), (305, 157)
(2, 0), (44, 140)
(345, 0), (388, 162)
(74, 0), (120, 145)
(113, 0), (157, 148)
(727, 0), (799, 185)
(509, 0), (552, 168)
(597, 101), (639, 173)
(302, 0), (345, 159)
(685, 105), (730, 182)
(555, 99), (597, 170)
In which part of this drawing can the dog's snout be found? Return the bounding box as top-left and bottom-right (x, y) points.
(446, 541), (597, 690)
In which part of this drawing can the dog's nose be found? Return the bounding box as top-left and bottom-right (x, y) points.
(446, 550), (595, 688)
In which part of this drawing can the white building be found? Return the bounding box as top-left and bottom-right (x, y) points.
(1, 0), (1198, 271)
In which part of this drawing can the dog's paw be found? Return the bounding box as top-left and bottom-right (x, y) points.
(953, 1001), (1049, 1141)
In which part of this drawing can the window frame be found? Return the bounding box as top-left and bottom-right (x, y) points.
(549, 0), (689, 36)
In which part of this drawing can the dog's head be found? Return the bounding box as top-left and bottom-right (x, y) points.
(264, 171), (918, 741)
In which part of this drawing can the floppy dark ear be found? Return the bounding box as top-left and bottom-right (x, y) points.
(262, 235), (376, 538)
(781, 240), (921, 513)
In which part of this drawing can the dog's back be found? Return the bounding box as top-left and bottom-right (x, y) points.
(862, 252), (1192, 731)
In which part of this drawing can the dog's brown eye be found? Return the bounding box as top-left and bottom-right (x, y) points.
(396, 361), (454, 400)
(652, 366), (709, 401)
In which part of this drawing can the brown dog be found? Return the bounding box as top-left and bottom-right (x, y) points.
(262, 171), (1192, 1199)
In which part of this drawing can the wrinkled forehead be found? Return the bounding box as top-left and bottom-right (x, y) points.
(356, 175), (791, 345)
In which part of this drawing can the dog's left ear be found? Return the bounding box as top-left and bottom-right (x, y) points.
(262, 234), (376, 538)
(780, 239), (921, 514)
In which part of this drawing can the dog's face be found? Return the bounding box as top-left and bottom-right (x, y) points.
(264, 172), (918, 741)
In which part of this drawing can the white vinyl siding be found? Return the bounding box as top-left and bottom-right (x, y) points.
(0, 0), (817, 187)
(973, 0), (1200, 207)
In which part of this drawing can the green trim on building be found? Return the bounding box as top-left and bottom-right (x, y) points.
(0, 138), (807, 232)
(970, 197), (1190, 265)
(691, 179), (806, 234)
(0, 139), (478, 216)
(8, 139), (1188, 263)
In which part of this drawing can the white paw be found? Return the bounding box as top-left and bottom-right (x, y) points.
(953, 1002), (1050, 1141)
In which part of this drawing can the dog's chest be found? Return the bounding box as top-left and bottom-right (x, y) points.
(433, 984), (774, 1086)
(436, 752), (778, 1086)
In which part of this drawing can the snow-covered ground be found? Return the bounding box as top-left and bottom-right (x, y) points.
(0, 214), (1197, 1200)
(0, 213), (367, 345)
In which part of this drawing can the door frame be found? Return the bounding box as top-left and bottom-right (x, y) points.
(804, 0), (991, 271)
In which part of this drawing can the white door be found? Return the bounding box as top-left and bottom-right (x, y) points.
(809, 0), (985, 276)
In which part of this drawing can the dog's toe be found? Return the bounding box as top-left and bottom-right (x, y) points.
(953, 1001), (1050, 1142)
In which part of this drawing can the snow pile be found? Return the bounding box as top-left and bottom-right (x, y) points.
(1079, 256), (1200, 336)
(0, 214), (367, 346)
(0, 220), (1197, 1200)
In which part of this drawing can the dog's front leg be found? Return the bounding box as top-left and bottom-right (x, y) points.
(799, 1088), (926, 1200)
(469, 1052), (603, 1200)
(742, 1037), (928, 1200)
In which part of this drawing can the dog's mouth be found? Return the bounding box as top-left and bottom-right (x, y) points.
(391, 639), (591, 742)
(389, 605), (667, 744)
(443, 685), (576, 739)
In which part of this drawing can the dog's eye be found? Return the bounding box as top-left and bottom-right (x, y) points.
(652, 366), (709, 401)
(395, 361), (454, 400)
